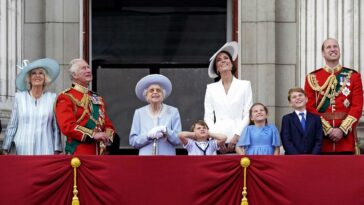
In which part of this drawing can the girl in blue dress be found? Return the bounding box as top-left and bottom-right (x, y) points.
(235, 103), (281, 155)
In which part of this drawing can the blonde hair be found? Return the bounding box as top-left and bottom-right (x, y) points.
(25, 68), (51, 90)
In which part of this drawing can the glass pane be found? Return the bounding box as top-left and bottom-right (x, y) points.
(161, 68), (214, 131)
(92, 0), (227, 65)
(97, 68), (150, 148)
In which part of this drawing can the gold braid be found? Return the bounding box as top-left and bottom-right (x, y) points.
(307, 71), (351, 111)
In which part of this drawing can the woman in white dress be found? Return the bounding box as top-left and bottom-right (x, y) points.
(204, 42), (253, 153)
(2, 58), (62, 155)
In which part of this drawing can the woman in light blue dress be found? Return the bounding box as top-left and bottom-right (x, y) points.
(236, 103), (281, 155)
(2, 58), (62, 155)
(129, 74), (181, 155)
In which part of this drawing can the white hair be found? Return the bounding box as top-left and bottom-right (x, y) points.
(143, 84), (166, 101)
(68, 58), (84, 80)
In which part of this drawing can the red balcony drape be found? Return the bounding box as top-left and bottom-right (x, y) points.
(0, 155), (363, 205)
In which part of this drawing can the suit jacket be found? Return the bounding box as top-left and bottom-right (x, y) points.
(281, 111), (323, 154)
(204, 77), (253, 143)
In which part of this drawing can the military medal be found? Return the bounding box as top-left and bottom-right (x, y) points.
(342, 87), (350, 96)
(343, 98), (350, 108)
(91, 94), (101, 104)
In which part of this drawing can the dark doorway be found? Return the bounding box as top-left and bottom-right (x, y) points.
(91, 0), (229, 152)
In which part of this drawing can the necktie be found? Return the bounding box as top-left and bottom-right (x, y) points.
(299, 112), (306, 131)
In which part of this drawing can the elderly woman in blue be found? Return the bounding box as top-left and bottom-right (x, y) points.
(129, 74), (181, 155)
(236, 103), (281, 155)
(2, 58), (62, 155)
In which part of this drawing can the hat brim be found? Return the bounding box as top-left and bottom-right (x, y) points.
(208, 41), (239, 78)
(135, 74), (172, 102)
(15, 58), (60, 91)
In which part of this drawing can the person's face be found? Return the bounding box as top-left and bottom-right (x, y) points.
(146, 84), (164, 104)
(250, 104), (267, 123)
(30, 68), (45, 88)
(72, 60), (92, 86)
(194, 124), (209, 141)
(289, 91), (307, 111)
(322, 39), (341, 63)
(215, 52), (232, 75)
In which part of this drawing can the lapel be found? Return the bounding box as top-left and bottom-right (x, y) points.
(217, 77), (238, 106)
(305, 112), (313, 135)
(291, 112), (305, 135)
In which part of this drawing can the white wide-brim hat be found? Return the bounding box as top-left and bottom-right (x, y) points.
(208, 41), (239, 78)
(15, 58), (60, 91)
(135, 74), (172, 102)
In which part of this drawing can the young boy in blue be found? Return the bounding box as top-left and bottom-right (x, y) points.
(178, 120), (227, 155)
(281, 87), (323, 154)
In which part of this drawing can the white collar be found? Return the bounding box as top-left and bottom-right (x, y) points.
(295, 110), (306, 117)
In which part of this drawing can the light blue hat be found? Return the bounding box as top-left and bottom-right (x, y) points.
(135, 74), (172, 102)
(208, 41), (239, 78)
(15, 58), (60, 91)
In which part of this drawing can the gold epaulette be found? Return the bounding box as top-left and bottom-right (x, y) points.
(339, 115), (357, 135)
(320, 117), (332, 135)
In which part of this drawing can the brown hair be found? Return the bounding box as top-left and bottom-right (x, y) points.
(212, 51), (237, 77)
(249, 103), (268, 125)
(287, 87), (306, 102)
(190, 120), (209, 131)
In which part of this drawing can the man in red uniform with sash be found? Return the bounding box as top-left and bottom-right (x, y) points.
(304, 38), (363, 154)
(55, 59), (115, 155)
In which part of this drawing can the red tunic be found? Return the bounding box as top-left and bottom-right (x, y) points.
(55, 83), (115, 155)
(304, 66), (363, 153)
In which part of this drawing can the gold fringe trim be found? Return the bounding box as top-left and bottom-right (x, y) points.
(75, 125), (94, 142)
(71, 157), (81, 205)
(339, 115), (357, 135)
(240, 157), (250, 205)
(320, 117), (332, 135)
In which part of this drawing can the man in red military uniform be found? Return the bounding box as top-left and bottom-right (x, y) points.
(304, 38), (363, 154)
(55, 59), (115, 155)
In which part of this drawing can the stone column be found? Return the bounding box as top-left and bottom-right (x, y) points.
(239, 0), (276, 122)
(0, 0), (22, 138)
(298, 0), (364, 151)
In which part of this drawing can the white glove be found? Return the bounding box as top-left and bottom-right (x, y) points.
(154, 131), (164, 139)
(148, 126), (166, 140)
(155, 125), (167, 133)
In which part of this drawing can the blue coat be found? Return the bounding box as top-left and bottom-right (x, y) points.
(281, 111), (323, 154)
(129, 104), (181, 155)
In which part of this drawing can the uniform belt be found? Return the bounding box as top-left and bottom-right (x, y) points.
(321, 112), (348, 120)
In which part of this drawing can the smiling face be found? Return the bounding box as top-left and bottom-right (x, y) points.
(29, 68), (46, 89)
(250, 104), (268, 124)
(215, 52), (233, 76)
(145, 84), (165, 104)
(288, 91), (307, 111)
(322, 39), (341, 65)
